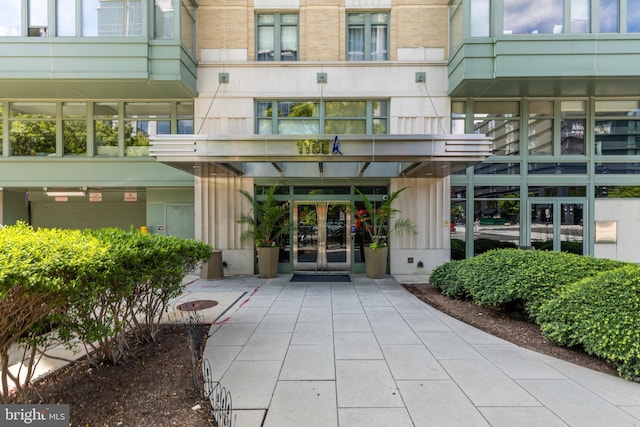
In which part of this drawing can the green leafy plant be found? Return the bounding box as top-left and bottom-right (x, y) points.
(537, 265), (640, 381)
(238, 186), (290, 248)
(354, 187), (417, 249)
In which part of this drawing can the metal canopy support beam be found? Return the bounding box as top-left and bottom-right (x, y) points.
(216, 162), (244, 176)
(271, 162), (284, 176)
(401, 162), (424, 177)
(359, 162), (371, 177)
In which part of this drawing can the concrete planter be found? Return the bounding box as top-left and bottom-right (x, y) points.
(257, 246), (279, 278)
(364, 246), (388, 279)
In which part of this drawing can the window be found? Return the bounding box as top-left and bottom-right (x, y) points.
(181, 0), (196, 55)
(63, 103), (87, 155)
(82, 0), (143, 36)
(561, 101), (585, 155)
(155, 0), (175, 39)
(595, 100), (640, 155)
(28, 0), (48, 37)
(0, 1), (22, 36)
(599, 0), (619, 32)
(57, 0), (77, 36)
(257, 100), (389, 135)
(503, 0), (563, 34)
(528, 101), (554, 155)
(570, 0), (590, 33)
(628, 0), (640, 32)
(474, 101), (520, 156)
(9, 103), (57, 156)
(124, 103), (170, 156)
(94, 103), (119, 156)
(256, 13), (298, 61)
(347, 12), (388, 61)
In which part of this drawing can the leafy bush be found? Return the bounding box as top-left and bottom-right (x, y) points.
(462, 249), (623, 317)
(0, 223), (110, 402)
(429, 260), (467, 299)
(537, 265), (640, 381)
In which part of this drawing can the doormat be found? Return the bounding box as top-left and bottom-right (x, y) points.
(290, 274), (351, 282)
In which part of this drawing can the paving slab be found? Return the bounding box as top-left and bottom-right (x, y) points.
(263, 381), (338, 427)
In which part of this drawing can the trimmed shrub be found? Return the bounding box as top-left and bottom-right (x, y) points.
(429, 260), (467, 299)
(456, 249), (623, 317)
(537, 265), (640, 381)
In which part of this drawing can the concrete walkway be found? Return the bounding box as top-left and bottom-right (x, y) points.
(179, 274), (640, 427)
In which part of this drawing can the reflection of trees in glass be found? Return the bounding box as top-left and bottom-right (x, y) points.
(609, 186), (640, 198)
(63, 121), (87, 154)
(10, 118), (56, 155)
(285, 102), (316, 117)
(95, 120), (119, 147)
(125, 122), (149, 147)
(498, 194), (520, 223)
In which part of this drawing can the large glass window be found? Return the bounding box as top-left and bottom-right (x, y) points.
(82, 0), (143, 36)
(257, 100), (389, 135)
(347, 12), (389, 61)
(528, 101), (554, 155)
(0, 1), (22, 36)
(571, 0), (590, 32)
(155, 0), (175, 39)
(256, 14), (298, 61)
(595, 100), (640, 155)
(29, 0), (48, 37)
(177, 102), (194, 134)
(63, 103), (87, 155)
(181, 0), (196, 55)
(503, 0), (563, 34)
(627, 0), (640, 32)
(94, 103), (119, 156)
(57, 0), (77, 36)
(9, 103), (57, 156)
(599, 0), (619, 32)
(470, 0), (491, 36)
(474, 101), (520, 155)
(124, 103), (170, 156)
(561, 100), (586, 155)
(451, 101), (467, 134)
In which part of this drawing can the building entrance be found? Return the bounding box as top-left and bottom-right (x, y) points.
(293, 202), (351, 272)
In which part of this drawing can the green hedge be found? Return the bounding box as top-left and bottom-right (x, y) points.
(431, 249), (624, 318)
(537, 265), (640, 381)
(429, 260), (467, 299)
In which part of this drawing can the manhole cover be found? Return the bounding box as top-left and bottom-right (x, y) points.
(176, 300), (219, 311)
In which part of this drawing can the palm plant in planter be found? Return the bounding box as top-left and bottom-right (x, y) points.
(355, 187), (417, 278)
(238, 186), (290, 278)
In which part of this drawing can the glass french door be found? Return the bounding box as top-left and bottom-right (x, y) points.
(293, 202), (351, 272)
(528, 199), (586, 254)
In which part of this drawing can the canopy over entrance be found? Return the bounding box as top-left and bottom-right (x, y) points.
(150, 134), (492, 178)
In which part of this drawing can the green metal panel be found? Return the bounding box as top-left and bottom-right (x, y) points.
(449, 37), (640, 97)
(0, 40), (197, 98)
(166, 204), (195, 239)
(1, 190), (29, 225)
(0, 158), (194, 187)
(31, 201), (146, 230)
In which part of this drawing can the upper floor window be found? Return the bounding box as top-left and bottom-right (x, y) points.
(83, 0), (143, 36)
(503, 0), (563, 34)
(155, 0), (175, 39)
(256, 13), (298, 61)
(347, 12), (389, 61)
(256, 100), (389, 135)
